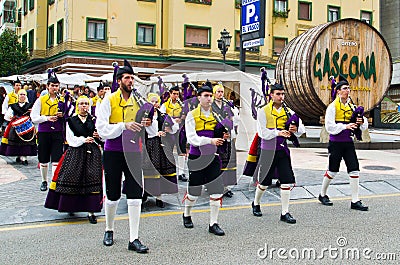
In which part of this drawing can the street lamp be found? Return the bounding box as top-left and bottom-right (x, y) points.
(217, 29), (232, 71)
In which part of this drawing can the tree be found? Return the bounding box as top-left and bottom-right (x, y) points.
(0, 28), (29, 77)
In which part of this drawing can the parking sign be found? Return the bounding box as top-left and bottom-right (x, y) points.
(241, 0), (265, 43)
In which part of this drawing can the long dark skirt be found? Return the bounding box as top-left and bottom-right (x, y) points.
(0, 123), (37, 157)
(44, 143), (103, 213)
(142, 136), (178, 196)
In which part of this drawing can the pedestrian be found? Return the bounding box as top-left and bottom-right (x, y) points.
(96, 59), (151, 253)
(44, 96), (103, 224)
(2, 78), (22, 118)
(182, 84), (228, 236)
(0, 89), (37, 164)
(31, 70), (66, 192)
(251, 83), (305, 224)
(318, 75), (369, 211)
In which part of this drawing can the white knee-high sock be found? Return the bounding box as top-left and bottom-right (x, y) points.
(280, 185), (291, 215)
(349, 171), (360, 203)
(40, 163), (49, 182)
(321, 171), (336, 196)
(177, 155), (186, 175)
(209, 194), (222, 225)
(105, 199), (119, 231)
(127, 199), (142, 242)
(254, 184), (267, 205)
(184, 194), (197, 217)
(51, 162), (58, 179)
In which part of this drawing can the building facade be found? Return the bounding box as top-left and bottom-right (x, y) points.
(11, 0), (379, 77)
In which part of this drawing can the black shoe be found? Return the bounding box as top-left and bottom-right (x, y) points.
(155, 199), (165, 208)
(275, 180), (281, 188)
(16, 157), (21, 163)
(182, 214), (194, 228)
(280, 212), (297, 224)
(224, 190), (234, 198)
(68, 212), (75, 216)
(128, 239), (149, 253)
(319, 194), (333, 206)
(209, 223), (225, 236)
(103, 231), (114, 246)
(251, 201), (262, 217)
(88, 215), (97, 224)
(178, 174), (188, 182)
(40, 181), (47, 191)
(22, 160), (28, 165)
(351, 201), (369, 211)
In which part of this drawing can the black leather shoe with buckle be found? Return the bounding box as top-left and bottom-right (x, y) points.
(280, 212), (297, 224)
(128, 239), (149, 253)
(178, 174), (188, 182)
(40, 181), (47, 191)
(103, 231), (114, 246)
(319, 194), (333, 206)
(183, 214), (194, 228)
(351, 200), (369, 211)
(224, 190), (234, 198)
(209, 223), (225, 236)
(252, 201), (262, 217)
(88, 215), (97, 224)
(155, 199), (165, 208)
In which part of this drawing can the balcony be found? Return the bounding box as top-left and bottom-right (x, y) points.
(0, 22), (16, 35)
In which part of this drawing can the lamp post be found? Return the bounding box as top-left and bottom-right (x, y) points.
(217, 29), (232, 71)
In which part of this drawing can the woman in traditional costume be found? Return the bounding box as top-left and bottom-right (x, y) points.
(0, 89), (36, 164)
(44, 96), (103, 224)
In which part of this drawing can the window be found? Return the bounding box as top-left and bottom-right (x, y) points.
(23, 0), (28, 15)
(273, 37), (287, 55)
(137, 23), (155, 45)
(87, 19), (106, 41)
(275, 0), (287, 12)
(57, 19), (64, 43)
(22, 34), (27, 49)
(28, 29), (34, 51)
(185, 0), (212, 5)
(235, 0), (241, 9)
(28, 0), (34, 11)
(361, 11), (372, 25)
(184, 26), (210, 48)
(48, 25), (54, 47)
(328, 6), (340, 22)
(298, 2), (311, 20)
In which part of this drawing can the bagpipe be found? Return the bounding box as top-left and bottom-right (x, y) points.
(329, 75), (364, 141)
(250, 67), (270, 120)
(157, 76), (170, 104)
(281, 101), (300, 147)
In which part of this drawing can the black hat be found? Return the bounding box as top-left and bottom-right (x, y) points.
(47, 69), (60, 84)
(335, 74), (349, 90)
(97, 81), (104, 91)
(12, 77), (22, 85)
(116, 59), (134, 80)
(197, 85), (213, 95)
(102, 81), (111, 88)
(169, 85), (179, 92)
(270, 83), (284, 91)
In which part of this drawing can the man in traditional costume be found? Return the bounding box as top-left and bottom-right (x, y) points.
(1, 78), (22, 116)
(182, 85), (228, 236)
(251, 83), (305, 224)
(97, 59), (151, 253)
(31, 71), (65, 192)
(318, 75), (368, 211)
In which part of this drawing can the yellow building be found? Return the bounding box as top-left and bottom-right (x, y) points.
(14, 0), (379, 76)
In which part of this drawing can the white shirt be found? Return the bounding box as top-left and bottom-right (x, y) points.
(65, 119), (86, 147)
(257, 106), (305, 140)
(31, 97), (50, 124)
(1, 95), (10, 115)
(325, 98), (368, 135)
(185, 107), (213, 146)
(95, 93), (125, 140)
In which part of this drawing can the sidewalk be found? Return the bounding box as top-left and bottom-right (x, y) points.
(0, 126), (400, 226)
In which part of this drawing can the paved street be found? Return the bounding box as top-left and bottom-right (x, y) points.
(0, 127), (400, 264)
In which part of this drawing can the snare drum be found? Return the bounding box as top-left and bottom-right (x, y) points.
(11, 116), (35, 137)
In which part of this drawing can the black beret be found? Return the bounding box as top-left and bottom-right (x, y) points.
(116, 59), (134, 80)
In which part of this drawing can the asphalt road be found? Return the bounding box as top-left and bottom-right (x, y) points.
(1, 194), (399, 265)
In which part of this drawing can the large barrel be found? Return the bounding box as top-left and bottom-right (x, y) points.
(275, 18), (392, 121)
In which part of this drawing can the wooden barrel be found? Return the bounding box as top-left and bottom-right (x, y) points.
(275, 18), (392, 121)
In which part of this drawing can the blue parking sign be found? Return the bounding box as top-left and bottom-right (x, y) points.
(241, 0), (261, 34)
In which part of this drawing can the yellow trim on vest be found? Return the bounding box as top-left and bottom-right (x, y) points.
(246, 154), (257, 163)
(92, 95), (99, 107)
(39, 94), (64, 116)
(108, 89), (139, 123)
(192, 106), (218, 131)
(334, 97), (354, 123)
(7, 91), (18, 105)
(163, 98), (182, 117)
(263, 101), (288, 130)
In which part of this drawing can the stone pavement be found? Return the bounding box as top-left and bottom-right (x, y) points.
(1, 126), (400, 226)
